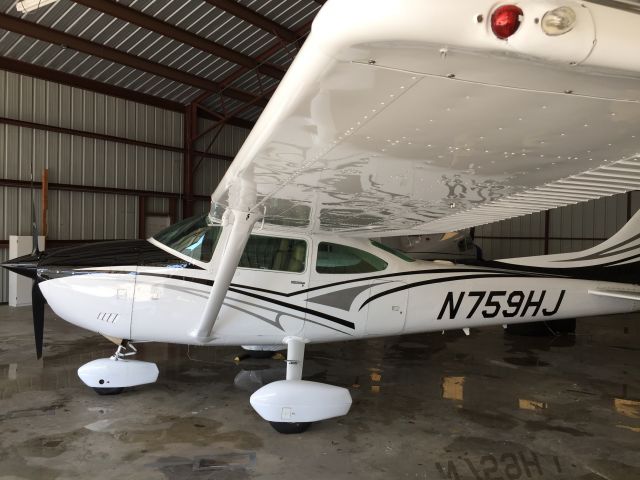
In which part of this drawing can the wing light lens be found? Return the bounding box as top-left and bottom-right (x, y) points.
(541, 6), (577, 36)
(491, 5), (524, 40)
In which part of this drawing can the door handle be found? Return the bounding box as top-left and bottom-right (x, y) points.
(291, 281), (306, 286)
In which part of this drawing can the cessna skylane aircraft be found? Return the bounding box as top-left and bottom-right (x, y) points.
(4, 0), (640, 433)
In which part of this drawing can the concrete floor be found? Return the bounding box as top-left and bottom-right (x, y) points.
(0, 306), (638, 480)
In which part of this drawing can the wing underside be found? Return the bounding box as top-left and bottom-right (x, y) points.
(212, 0), (640, 236)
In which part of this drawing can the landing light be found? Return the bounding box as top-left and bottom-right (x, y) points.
(491, 5), (523, 40)
(541, 6), (577, 36)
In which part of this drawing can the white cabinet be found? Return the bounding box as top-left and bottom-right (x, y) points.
(8, 235), (45, 307)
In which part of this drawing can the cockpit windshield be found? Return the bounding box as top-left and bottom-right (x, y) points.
(153, 214), (222, 263)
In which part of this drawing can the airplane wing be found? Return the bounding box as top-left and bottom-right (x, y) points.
(211, 0), (640, 236)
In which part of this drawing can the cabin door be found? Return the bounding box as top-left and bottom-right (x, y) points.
(230, 234), (310, 337)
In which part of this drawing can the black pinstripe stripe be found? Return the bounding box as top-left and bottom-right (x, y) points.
(552, 232), (640, 263)
(228, 267), (555, 297)
(358, 273), (545, 311)
(227, 287), (355, 330)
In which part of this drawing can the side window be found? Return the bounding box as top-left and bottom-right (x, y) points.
(316, 242), (388, 274)
(239, 235), (307, 273)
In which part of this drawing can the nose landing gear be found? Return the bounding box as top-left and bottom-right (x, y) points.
(78, 341), (159, 395)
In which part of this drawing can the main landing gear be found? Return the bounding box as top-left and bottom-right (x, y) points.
(77, 338), (351, 434)
(249, 337), (353, 434)
(77, 342), (159, 395)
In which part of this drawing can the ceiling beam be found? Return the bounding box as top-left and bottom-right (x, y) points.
(193, 18), (315, 108)
(0, 115), (235, 161)
(0, 13), (268, 107)
(0, 177), (209, 202)
(0, 115), (183, 153)
(199, 109), (253, 129)
(0, 56), (252, 128)
(0, 56), (184, 112)
(197, 105), (255, 130)
(203, 0), (300, 43)
(72, 0), (285, 80)
(196, 81), (276, 140)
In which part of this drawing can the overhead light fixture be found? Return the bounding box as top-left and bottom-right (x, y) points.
(541, 6), (577, 36)
(15, 0), (58, 13)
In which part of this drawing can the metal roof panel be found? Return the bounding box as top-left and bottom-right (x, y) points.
(0, 0), (323, 115)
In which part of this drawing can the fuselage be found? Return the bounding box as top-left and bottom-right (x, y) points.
(22, 217), (640, 346)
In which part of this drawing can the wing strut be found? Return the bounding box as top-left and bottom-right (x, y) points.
(192, 209), (259, 340)
(588, 289), (640, 302)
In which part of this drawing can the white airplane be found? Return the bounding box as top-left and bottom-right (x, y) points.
(4, 0), (640, 434)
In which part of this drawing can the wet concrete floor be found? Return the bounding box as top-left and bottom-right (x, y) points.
(0, 305), (638, 479)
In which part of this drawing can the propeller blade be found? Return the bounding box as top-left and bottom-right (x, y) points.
(31, 211), (39, 255)
(32, 280), (45, 359)
(1, 252), (39, 279)
(30, 159), (39, 255)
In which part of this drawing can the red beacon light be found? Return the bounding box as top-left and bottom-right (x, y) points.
(491, 5), (524, 40)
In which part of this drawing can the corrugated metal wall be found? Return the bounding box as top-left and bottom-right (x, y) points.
(190, 120), (249, 217)
(0, 70), (184, 303)
(193, 120), (248, 197)
(475, 192), (640, 260)
(2, 188), (141, 240)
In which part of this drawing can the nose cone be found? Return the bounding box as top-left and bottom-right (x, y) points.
(1, 252), (40, 280)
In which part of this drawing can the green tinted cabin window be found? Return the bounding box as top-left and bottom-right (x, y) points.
(154, 215), (222, 263)
(371, 240), (416, 262)
(316, 242), (388, 274)
(239, 235), (307, 273)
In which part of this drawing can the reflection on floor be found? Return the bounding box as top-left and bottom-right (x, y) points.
(0, 305), (638, 479)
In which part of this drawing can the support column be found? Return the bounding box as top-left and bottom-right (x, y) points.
(183, 104), (197, 218)
(138, 196), (146, 240)
(169, 198), (178, 224)
(41, 168), (48, 237)
(544, 210), (550, 255)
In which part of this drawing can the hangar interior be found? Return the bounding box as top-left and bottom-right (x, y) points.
(0, 1), (639, 479)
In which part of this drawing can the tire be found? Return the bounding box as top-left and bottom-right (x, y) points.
(93, 387), (124, 395)
(245, 350), (276, 359)
(544, 318), (576, 335)
(269, 421), (312, 434)
(505, 319), (576, 336)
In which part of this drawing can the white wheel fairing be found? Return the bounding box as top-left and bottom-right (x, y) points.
(250, 380), (352, 423)
(78, 358), (159, 388)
